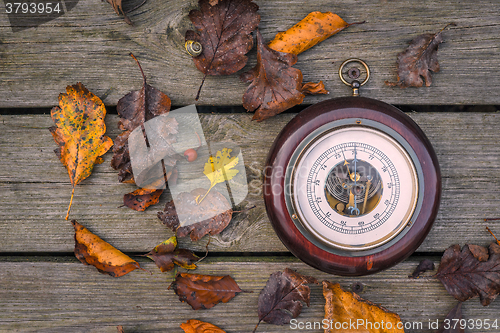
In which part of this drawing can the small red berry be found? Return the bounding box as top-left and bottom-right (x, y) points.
(184, 148), (198, 162)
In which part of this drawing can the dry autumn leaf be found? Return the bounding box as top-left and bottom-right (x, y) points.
(186, 0), (260, 100)
(170, 273), (243, 310)
(253, 268), (318, 332)
(72, 220), (146, 277)
(386, 23), (455, 88)
(323, 281), (404, 333)
(436, 243), (500, 306)
(181, 319), (226, 333)
(123, 188), (164, 212)
(145, 236), (198, 272)
(436, 302), (464, 333)
(111, 53), (178, 187)
(158, 188), (233, 241)
(49, 83), (113, 220)
(268, 11), (363, 55)
(409, 259), (435, 279)
(106, 0), (132, 25)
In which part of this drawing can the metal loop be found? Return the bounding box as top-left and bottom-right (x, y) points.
(339, 58), (370, 87)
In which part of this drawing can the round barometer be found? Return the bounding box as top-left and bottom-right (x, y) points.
(264, 59), (441, 276)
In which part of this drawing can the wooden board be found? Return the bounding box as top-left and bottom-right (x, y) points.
(0, 256), (498, 332)
(1, 0), (500, 107)
(1, 112), (500, 254)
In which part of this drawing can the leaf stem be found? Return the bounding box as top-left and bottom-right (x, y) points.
(196, 184), (214, 205)
(130, 53), (147, 85)
(65, 187), (75, 220)
(486, 226), (500, 245)
(195, 73), (208, 101)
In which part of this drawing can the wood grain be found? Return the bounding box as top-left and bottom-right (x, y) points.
(0, 0), (499, 107)
(1, 113), (500, 254)
(0, 257), (498, 332)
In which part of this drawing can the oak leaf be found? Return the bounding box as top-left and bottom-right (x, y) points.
(436, 303), (464, 333)
(170, 273), (242, 310)
(49, 83), (113, 220)
(145, 236), (198, 272)
(72, 220), (145, 277)
(123, 188), (163, 211)
(186, 0), (260, 100)
(436, 243), (500, 306)
(181, 319), (226, 333)
(158, 188), (233, 241)
(110, 53), (177, 186)
(386, 24), (455, 88)
(253, 268), (318, 332)
(323, 281), (404, 333)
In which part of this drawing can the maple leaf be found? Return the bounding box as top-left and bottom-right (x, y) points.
(170, 273), (243, 310)
(110, 53), (177, 186)
(145, 236), (198, 272)
(123, 188), (163, 212)
(186, 0), (260, 100)
(253, 268), (318, 332)
(436, 243), (500, 306)
(436, 302), (464, 333)
(72, 220), (146, 277)
(180, 319), (226, 333)
(386, 23), (455, 88)
(323, 281), (404, 333)
(49, 83), (113, 220)
(158, 188), (233, 241)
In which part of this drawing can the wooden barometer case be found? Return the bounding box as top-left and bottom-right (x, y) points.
(263, 59), (441, 276)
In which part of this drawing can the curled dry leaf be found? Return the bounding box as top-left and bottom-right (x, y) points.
(106, 0), (132, 25)
(180, 319), (226, 333)
(186, 0), (260, 100)
(171, 273), (242, 310)
(253, 268), (318, 332)
(123, 188), (164, 211)
(436, 302), (464, 333)
(49, 83), (113, 220)
(301, 81), (329, 95)
(436, 243), (500, 306)
(386, 24), (455, 88)
(72, 220), (145, 277)
(409, 258), (435, 279)
(323, 281), (404, 333)
(158, 188), (233, 241)
(145, 236), (198, 272)
(268, 11), (362, 55)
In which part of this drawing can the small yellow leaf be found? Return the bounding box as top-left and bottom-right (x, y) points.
(198, 148), (239, 204)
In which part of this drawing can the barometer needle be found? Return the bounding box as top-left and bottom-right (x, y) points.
(352, 145), (360, 216)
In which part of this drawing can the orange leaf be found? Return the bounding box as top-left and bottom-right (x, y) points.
(123, 188), (163, 212)
(49, 83), (113, 220)
(180, 319), (226, 333)
(72, 220), (145, 277)
(268, 12), (360, 55)
(302, 81), (329, 95)
(323, 281), (404, 333)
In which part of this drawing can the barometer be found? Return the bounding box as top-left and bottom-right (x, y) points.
(264, 59), (441, 276)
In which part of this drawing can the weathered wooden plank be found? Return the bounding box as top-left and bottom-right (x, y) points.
(1, 0), (499, 107)
(1, 113), (500, 254)
(0, 257), (498, 332)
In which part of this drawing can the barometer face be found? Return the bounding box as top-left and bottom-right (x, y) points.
(264, 97), (441, 276)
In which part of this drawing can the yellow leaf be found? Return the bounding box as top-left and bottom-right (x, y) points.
(198, 148), (239, 204)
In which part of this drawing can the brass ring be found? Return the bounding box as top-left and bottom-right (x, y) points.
(338, 58), (370, 86)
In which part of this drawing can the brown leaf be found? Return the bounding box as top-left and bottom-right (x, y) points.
(105, 0), (132, 25)
(171, 273), (242, 310)
(409, 259), (435, 279)
(301, 81), (329, 95)
(386, 24), (455, 88)
(110, 53), (177, 185)
(436, 302), (464, 333)
(117, 326), (124, 333)
(145, 236), (198, 272)
(436, 243), (500, 306)
(123, 188), (163, 212)
(49, 83), (113, 220)
(186, 0), (260, 100)
(158, 188), (233, 241)
(323, 281), (404, 333)
(253, 268), (317, 332)
(241, 29), (305, 122)
(72, 220), (144, 277)
(468, 244), (489, 262)
(181, 319), (226, 333)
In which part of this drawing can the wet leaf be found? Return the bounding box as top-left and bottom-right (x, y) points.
(436, 243), (500, 306)
(123, 188), (164, 211)
(158, 188), (233, 241)
(436, 302), (464, 333)
(49, 83), (113, 220)
(110, 53), (177, 186)
(106, 0), (132, 25)
(186, 0), (260, 100)
(268, 12), (362, 55)
(72, 220), (145, 277)
(181, 319), (226, 333)
(323, 281), (404, 333)
(386, 24), (455, 88)
(145, 236), (198, 272)
(171, 273), (242, 310)
(253, 268), (317, 332)
(409, 259), (435, 279)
